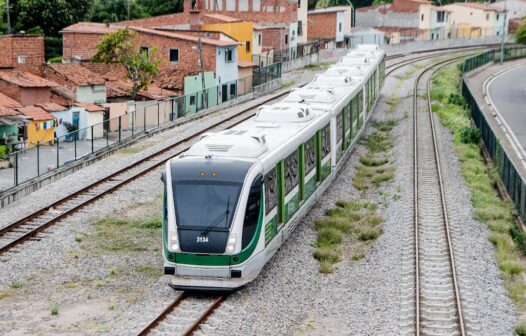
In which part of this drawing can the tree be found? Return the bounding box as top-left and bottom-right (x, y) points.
(137, 0), (182, 16)
(12, 0), (93, 36)
(516, 23), (526, 45)
(92, 28), (162, 100)
(88, 0), (149, 23)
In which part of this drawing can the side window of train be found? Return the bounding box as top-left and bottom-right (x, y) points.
(321, 124), (330, 158)
(337, 112), (343, 140)
(284, 149), (299, 195)
(242, 175), (262, 249)
(264, 168), (277, 215)
(345, 104), (351, 132)
(305, 136), (316, 175)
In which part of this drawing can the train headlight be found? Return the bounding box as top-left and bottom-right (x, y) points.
(169, 232), (180, 252)
(225, 233), (237, 254)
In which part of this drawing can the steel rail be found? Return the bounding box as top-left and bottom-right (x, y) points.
(0, 45), (495, 256)
(136, 292), (188, 336)
(181, 296), (226, 336)
(413, 56), (468, 336)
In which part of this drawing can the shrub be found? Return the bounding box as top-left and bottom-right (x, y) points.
(49, 304), (59, 315)
(447, 93), (465, 106)
(0, 145), (9, 156)
(48, 56), (64, 64)
(500, 260), (524, 275)
(458, 127), (480, 144)
(509, 226), (526, 255)
(516, 322), (526, 336)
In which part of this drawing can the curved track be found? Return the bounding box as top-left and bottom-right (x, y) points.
(399, 56), (477, 335)
(0, 45), (493, 257)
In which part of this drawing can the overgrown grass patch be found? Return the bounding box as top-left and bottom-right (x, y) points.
(282, 80), (295, 89)
(303, 62), (331, 71)
(432, 65), (526, 319)
(313, 200), (383, 273)
(360, 156), (388, 167)
(88, 217), (162, 252)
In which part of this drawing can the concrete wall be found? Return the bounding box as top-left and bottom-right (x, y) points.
(297, 0), (308, 44)
(216, 46), (239, 85)
(76, 84), (107, 104)
(201, 21), (254, 62)
(356, 7), (418, 29)
(336, 11), (345, 42)
(86, 112), (105, 139)
(494, 0), (526, 20)
(20, 88), (51, 106)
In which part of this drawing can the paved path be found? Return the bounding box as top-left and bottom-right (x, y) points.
(488, 63), (526, 150)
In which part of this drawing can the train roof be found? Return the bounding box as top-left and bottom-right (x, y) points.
(175, 44), (385, 173)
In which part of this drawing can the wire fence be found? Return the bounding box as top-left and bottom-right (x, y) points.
(0, 64), (282, 192)
(461, 45), (526, 223)
(253, 40), (322, 67)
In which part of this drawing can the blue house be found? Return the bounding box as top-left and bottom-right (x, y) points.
(38, 103), (87, 140)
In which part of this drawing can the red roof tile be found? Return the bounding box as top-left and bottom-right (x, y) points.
(128, 26), (239, 47)
(0, 70), (59, 88)
(0, 106), (19, 117)
(0, 92), (22, 108)
(74, 103), (107, 112)
(46, 64), (106, 86)
(154, 69), (196, 91)
(16, 106), (54, 121)
(60, 22), (119, 34)
(36, 103), (67, 112)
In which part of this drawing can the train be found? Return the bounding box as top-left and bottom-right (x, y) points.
(160, 44), (386, 291)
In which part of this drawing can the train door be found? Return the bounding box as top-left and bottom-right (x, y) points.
(283, 149), (300, 223)
(264, 166), (278, 247)
(303, 136), (317, 200)
(320, 124), (331, 181)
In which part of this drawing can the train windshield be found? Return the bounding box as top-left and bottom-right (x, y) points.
(172, 181), (241, 230)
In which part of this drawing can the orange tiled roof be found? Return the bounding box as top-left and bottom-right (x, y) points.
(128, 26), (240, 47)
(154, 69), (197, 91)
(74, 102), (107, 112)
(60, 22), (119, 34)
(0, 70), (59, 88)
(0, 92), (22, 108)
(16, 106), (54, 121)
(0, 106), (19, 117)
(36, 103), (67, 112)
(46, 64), (106, 86)
(106, 80), (176, 100)
(202, 13), (242, 23)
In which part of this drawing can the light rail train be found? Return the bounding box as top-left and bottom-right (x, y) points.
(161, 45), (386, 291)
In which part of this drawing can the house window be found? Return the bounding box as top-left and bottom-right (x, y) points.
(486, 13), (490, 20)
(258, 34), (262, 46)
(497, 14), (500, 20)
(298, 21), (303, 36)
(169, 49), (179, 63)
(225, 48), (233, 62)
(437, 11), (445, 23)
(285, 34), (288, 44)
(230, 83), (236, 97)
(339, 22), (342, 32)
(190, 95), (196, 105)
(421, 14), (424, 21)
(246, 41), (251, 53)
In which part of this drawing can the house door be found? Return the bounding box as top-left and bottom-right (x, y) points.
(72, 111), (80, 140)
(222, 84), (228, 102)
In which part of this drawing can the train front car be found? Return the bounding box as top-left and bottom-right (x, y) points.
(161, 134), (266, 292)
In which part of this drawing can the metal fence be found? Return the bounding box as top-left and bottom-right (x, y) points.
(0, 69), (282, 192)
(253, 40), (322, 67)
(461, 45), (526, 223)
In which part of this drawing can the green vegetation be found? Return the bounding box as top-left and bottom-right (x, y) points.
(313, 201), (384, 273)
(93, 28), (162, 100)
(431, 65), (526, 317)
(282, 80), (295, 89)
(116, 142), (156, 157)
(303, 62), (331, 71)
(9, 281), (23, 289)
(89, 217), (161, 252)
(49, 303), (59, 316)
(516, 23), (526, 45)
(517, 322), (526, 336)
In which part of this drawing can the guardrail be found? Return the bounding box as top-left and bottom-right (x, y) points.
(461, 45), (526, 223)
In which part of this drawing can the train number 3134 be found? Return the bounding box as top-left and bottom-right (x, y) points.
(197, 236), (209, 243)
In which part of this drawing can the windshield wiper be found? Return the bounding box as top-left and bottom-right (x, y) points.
(201, 196), (231, 236)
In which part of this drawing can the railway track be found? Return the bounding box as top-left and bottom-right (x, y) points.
(137, 293), (225, 336)
(399, 56), (478, 335)
(0, 45), (493, 257)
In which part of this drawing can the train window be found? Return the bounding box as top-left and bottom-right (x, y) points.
(264, 167), (277, 215)
(345, 105), (351, 131)
(284, 149), (299, 194)
(304, 136), (316, 174)
(242, 175), (262, 249)
(321, 124), (330, 158)
(337, 112), (343, 140)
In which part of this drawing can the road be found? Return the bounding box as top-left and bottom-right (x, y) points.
(488, 63), (526, 151)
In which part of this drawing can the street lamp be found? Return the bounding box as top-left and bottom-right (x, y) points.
(500, 0), (507, 64)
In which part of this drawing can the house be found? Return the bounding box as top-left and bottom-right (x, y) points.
(0, 34), (45, 76)
(308, 7), (347, 47)
(43, 64), (107, 104)
(60, 23), (239, 96)
(430, 6), (451, 40)
(443, 2), (506, 38)
(493, 0), (526, 20)
(0, 93), (24, 146)
(0, 70), (60, 106)
(37, 103), (87, 140)
(297, 0), (308, 44)
(347, 28), (385, 47)
(15, 106), (56, 147)
(74, 103), (106, 140)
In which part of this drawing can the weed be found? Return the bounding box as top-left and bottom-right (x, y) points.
(500, 260), (524, 276)
(116, 143), (154, 157)
(303, 62), (331, 71)
(282, 80), (295, 89)
(356, 165), (375, 178)
(313, 247), (341, 263)
(373, 170), (395, 186)
(516, 323), (526, 336)
(0, 290), (11, 300)
(90, 217), (161, 252)
(9, 281), (23, 289)
(372, 119), (398, 132)
(352, 250), (365, 260)
(365, 131), (392, 152)
(74, 236), (82, 243)
(319, 260), (335, 273)
(317, 227), (343, 247)
(352, 178), (369, 191)
(108, 301), (116, 310)
(49, 304), (59, 315)
(134, 264), (162, 279)
(360, 156), (388, 167)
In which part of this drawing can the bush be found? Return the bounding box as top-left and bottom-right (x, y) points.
(458, 127), (480, 144)
(509, 226), (526, 255)
(447, 93), (465, 106)
(516, 322), (526, 336)
(0, 145), (9, 156)
(48, 56), (64, 64)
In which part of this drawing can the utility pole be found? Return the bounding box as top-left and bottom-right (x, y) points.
(499, 0), (507, 64)
(197, 32), (208, 109)
(127, 0), (131, 20)
(6, 0), (11, 34)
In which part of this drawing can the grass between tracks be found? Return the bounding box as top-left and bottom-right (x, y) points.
(313, 120), (397, 273)
(431, 65), (526, 332)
